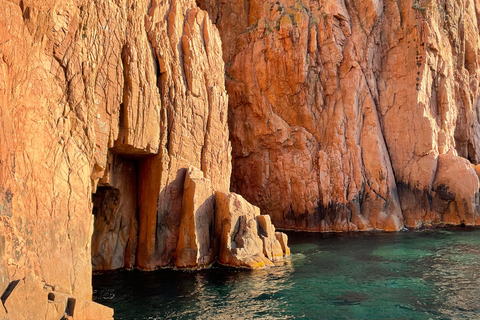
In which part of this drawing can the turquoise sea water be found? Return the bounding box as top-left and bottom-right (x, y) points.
(93, 228), (480, 319)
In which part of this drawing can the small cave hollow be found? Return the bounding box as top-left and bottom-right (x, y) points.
(91, 154), (140, 272)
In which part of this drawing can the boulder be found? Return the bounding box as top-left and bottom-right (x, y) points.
(431, 154), (480, 226)
(215, 192), (289, 269)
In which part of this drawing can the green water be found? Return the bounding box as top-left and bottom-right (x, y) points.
(93, 229), (480, 319)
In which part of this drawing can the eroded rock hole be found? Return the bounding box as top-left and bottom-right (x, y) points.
(65, 297), (76, 316)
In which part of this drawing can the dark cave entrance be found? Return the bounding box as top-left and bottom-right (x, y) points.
(91, 99), (161, 272)
(91, 154), (140, 272)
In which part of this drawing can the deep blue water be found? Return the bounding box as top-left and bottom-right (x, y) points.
(93, 228), (480, 319)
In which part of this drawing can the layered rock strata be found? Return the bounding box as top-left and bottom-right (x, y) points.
(197, 0), (480, 231)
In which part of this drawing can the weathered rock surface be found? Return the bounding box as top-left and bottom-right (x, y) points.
(431, 154), (480, 226)
(197, 0), (480, 230)
(135, 0), (232, 271)
(0, 0), (236, 317)
(176, 166), (216, 269)
(3, 0), (480, 317)
(215, 192), (290, 269)
(0, 0), (288, 317)
(0, 277), (113, 320)
(176, 167), (290, 269)
(275, 232), (291, 256)
(91, 154), (139, 271)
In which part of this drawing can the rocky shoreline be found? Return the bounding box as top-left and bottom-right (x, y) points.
(1, 0), (480, 319)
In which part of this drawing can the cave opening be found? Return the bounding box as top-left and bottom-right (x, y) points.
(91, 154), (140, 272)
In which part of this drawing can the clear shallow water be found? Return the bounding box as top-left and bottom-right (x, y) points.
(93, 229), (480, 319)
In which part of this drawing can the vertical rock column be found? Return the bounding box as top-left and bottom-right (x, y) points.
(176, 167), (216, 268)
(136, 0), (232, 270)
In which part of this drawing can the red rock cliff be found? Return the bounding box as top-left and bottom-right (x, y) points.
(1, 0), (480, 318)
(197, 0), (480, 231)
(0, 0), (291, 317)
(0, 0), (237, 318)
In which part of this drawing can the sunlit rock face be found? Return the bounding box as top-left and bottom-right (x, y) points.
(197, 0), (480, 231)
(215, 192), (290, 269)
(0, 0), (287, 317)
(176, 166), (217, 269)
(2, 0), (480, 317)
(175, 167), (291, 270)
(0, 277), (113, 320)
(0, 0), (232, 317)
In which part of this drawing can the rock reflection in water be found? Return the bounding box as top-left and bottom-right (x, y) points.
(171, 264), (295, 320)
(94, 261), (294, 320)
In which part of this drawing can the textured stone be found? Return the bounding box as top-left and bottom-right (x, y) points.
(0, 277), (113, 320)
(215, 192), (289, 269)
(275, 232), (291, 256)
(4, 0), (480, 317)
(70, 296), (114, 320)
(92, 154), (139, 271)
(198, 0), (480, 231)
(198, 0), (404, 231)
(431, 154), (480, 226)
(136, 0), (232, 270)
(257, 215), (284, 261)
(0, 0), (232, 316)
(2, 278), (48, 319)
(176, 166), (216, 268)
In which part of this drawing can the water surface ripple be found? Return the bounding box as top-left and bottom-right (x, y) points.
(93, 228), (480, 319)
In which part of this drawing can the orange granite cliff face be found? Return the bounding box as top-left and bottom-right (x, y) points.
(0, 0), (289, 319)
(197, 0), (480, 231)
(2, 0), (480, 318)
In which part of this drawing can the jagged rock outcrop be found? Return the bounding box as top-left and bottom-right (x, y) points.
(215, 191), (290, 269)
(175, 167), (290, 269)
(197, 0), (480, 230)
